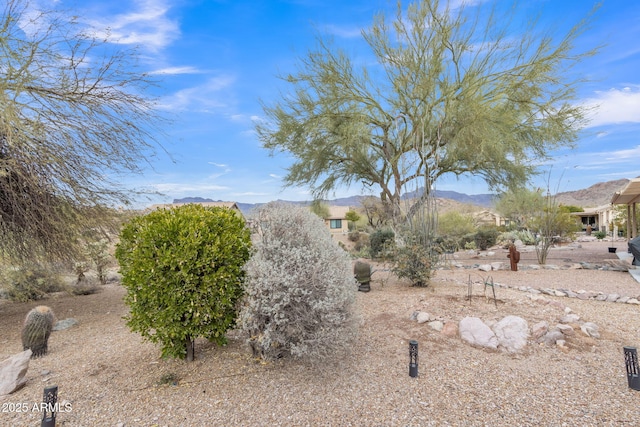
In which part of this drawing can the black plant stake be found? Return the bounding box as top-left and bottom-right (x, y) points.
(624, 347), (640, 391)
(41, 385), (58, 427)
(409, 340), (418, 378)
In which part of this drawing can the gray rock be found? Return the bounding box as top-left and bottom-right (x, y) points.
(491, 262), (504, 271)
(580, 322), (600, 338)
(595, 294), (607, 301)
(492, 316), (529, 353)
(540, 329), (565, 346)
(616, 296), (630, 304)
(556, 324), (575, 336)
(416, 312), (431, 324)
(459, 317), (498, 350)
(605, 293), (621, 303)
(559, 314), (580, 324)
(627, 298), (640, 305)
(428, 321), (444, 332)
(0, 350), (32, 395)
(478, 264), (492, 272)
(531, 321), (548, 340)
(53, 318), (78, 331)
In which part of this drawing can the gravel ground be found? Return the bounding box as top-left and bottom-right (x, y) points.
(1, 239), (640, 426)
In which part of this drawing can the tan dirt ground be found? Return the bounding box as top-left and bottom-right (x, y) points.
(1, 239), (639, 426)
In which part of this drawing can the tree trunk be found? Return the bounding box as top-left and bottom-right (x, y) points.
(185, 337), (194, 362)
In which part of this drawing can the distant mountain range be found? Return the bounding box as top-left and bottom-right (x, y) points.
(173, 178), (632, 215)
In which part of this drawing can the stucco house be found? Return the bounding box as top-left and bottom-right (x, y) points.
(323, 206), (352, 233)
(472, 210), (508, 227)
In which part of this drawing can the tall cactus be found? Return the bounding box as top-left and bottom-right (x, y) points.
(21, 306), (55, 358)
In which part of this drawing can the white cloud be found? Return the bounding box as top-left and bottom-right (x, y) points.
(158, 75), (236, 111)
(582, 87), (640, 128)
(148, 66), (202, 75)
(86, 0), (179, 52)
(269, 174), (281, 179)
(602, 144), (640, 162)
(208, 162), (229, 168)
(572, 145), (640, 169)
(323, 24), (362, 39)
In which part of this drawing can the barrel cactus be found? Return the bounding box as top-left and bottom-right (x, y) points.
(21, 306), (55, 358)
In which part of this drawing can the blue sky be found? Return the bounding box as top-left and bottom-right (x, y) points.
(27, 0), (640, 206)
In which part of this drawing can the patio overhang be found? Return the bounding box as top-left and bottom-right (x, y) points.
(611, 178), (640, 239)
(611, 178), (640, 205)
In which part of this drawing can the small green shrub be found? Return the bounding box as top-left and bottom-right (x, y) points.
(593, 230), (606, 240)
(474, 228), (499, 250)
(352, 233), (369, 252)
(115, 204), (251, 361)
(240, 202), (358, 363)
(370, 228), (395, 258)
(86, 238), (111, 285)
(392, 243), (433, 287)
(1, 266), (65, 302)
(460, 233), (476, 250)
(515, 230), (537, 245)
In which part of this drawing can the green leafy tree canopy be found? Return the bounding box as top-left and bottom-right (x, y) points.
(256, 0), (598, 220)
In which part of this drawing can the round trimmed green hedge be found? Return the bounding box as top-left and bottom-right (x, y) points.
(115, 204), (251, 360)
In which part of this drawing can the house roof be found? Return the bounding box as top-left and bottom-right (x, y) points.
(611, 178), (640, 205)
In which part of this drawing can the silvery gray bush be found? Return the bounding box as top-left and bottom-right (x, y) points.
(240, 202), (358, 362)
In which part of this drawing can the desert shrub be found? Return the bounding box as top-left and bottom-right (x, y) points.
(240, 202), (358, 363)
(115, 204), (251, 361)
(369, 228), (395, 258)
(437, 212), (476, 241)
(515, 230), (537, 245)
(593, 230), (606, 240)
(459, 233), (476, 250)
(474, 228), (499, 250)
(435, 236), (459, 253)
(496, 231), (517, 247)
(85, 238), (111, 285)
(348, 231), (360, 242)
(392, 243), (434, 287)
(0, 265), (65, 302)
(351, 232), (369, 252)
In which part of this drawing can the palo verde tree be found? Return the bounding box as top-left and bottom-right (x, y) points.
(496, 186), (580, 264)
(256, 0), (598, 222)
(495, 188), (546, 230)
(0, 0), (164, 262)
(115, 205), (251, 361)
